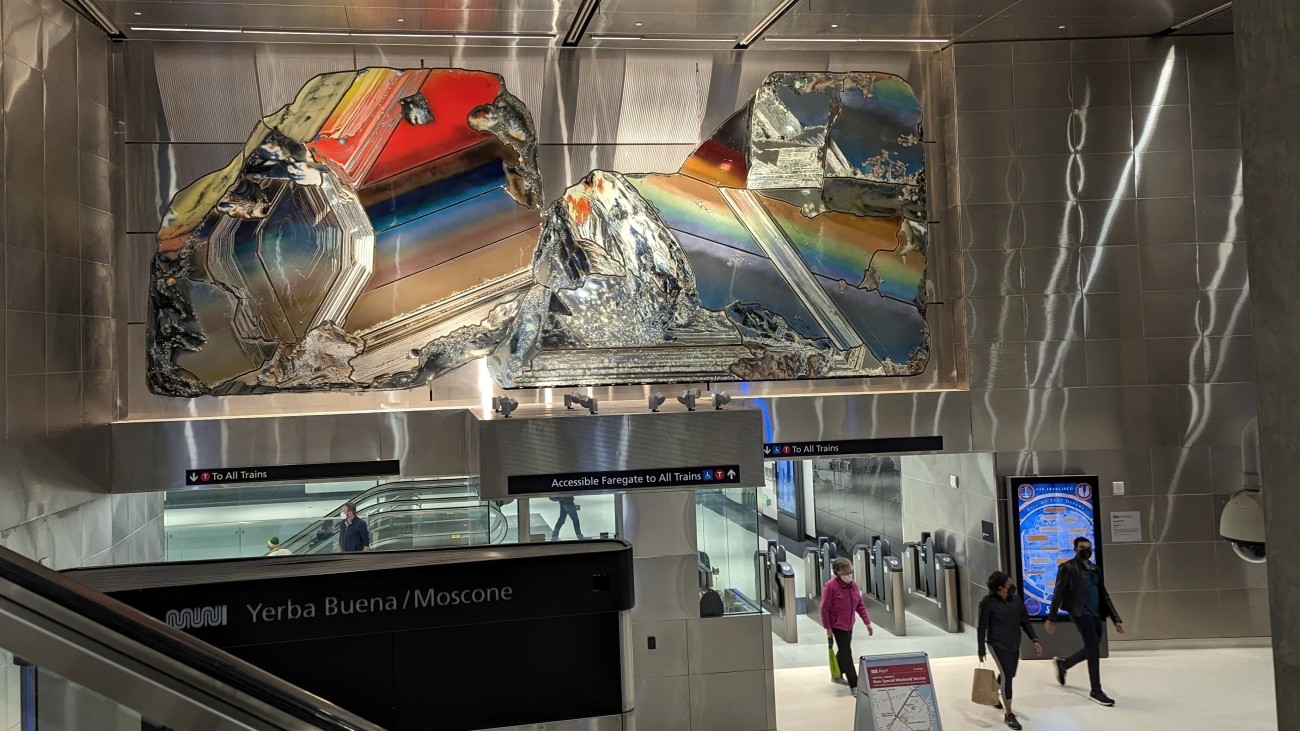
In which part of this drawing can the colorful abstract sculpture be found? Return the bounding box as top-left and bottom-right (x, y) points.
(149, 69), (929, 395)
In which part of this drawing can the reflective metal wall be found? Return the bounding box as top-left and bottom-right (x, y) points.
(115, 41), (965, 419)
(945, 35), (1268, 640)
(0, 0), (124, 546)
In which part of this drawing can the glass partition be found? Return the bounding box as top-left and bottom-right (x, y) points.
(695, 486), (762, 615)
(533, 494), (618, 542)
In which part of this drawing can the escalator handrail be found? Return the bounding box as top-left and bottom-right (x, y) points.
(0, 545), (384, 731)
(281, 490), (508, 555)
(295, 502), (510, 555)
(276, 480), (483, 552)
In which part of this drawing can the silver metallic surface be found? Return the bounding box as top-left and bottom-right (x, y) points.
(634, 676), (690, 731)
(688, 670), (773, 731)
(475, 406), (762, 499)
(0, 428), (111, 532)
(739, 392), (973, 450)
(0, 551), (383, 730)
(686, 614), (771, 675)
(619, 490), (697, 559)
(630, 554), (697, 624)
(476, 716), (627, 731)
(632, 619), (689, 678)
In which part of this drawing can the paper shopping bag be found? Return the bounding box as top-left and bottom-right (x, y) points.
(828, 638), (842, 681)
(971, 665), (1000, 706)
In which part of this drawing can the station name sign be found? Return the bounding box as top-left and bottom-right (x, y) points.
(508, 466), (741, 495)
(184, 459), (401, 486)
(763, 436), (943, 458)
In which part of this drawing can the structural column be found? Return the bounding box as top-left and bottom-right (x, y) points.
(1234, 2), (1300, 728)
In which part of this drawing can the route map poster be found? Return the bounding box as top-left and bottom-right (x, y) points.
(853, 652), (943, 731)
(1008, 476), (1100, 619)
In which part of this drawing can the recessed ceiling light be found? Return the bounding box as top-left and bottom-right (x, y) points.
(133, 11), (141, 15)
(831, 24), (839, 28)
(765, 36), (949, 44)
(130, 26), (242, 33)
(635, 22), (642, 26)
(397, 18), (404, 22)
(1058, 24), (1066, 29)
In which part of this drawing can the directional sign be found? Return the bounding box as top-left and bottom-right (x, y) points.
(507, 466), (742, 495)
(184, 460), (401, 487)
(763, 436), (943, 458)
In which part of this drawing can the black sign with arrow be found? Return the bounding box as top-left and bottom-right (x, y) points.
(184, 460), (401, 487)
(508, 465), (741, 495)
(763, 435), (943, 459)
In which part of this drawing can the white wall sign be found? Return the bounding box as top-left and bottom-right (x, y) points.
(1110, 510), (1143, 543)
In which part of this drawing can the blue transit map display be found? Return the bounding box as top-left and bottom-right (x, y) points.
(1010, 477), (1099, 619)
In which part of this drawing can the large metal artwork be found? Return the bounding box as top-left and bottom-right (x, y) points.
(148, 69), (930, 396)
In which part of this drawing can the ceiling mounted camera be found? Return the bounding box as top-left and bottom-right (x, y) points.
(1220, 417), (1266, 563)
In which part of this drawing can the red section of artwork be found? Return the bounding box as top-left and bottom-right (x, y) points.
(363, 70), (504, 186)
(682, 136), (749, 188)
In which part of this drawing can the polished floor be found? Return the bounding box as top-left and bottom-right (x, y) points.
(775, 647), (1276, 731)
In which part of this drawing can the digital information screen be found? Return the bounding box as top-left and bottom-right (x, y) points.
(774, 461), (798, 516)
(1009, 476), (1100, 619)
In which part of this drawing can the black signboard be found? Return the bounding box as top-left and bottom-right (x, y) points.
(65, 543), (634, 730)
(184, 460), (400, 486)
(508, 465), (741, 495)
(762, 435), (943, 458)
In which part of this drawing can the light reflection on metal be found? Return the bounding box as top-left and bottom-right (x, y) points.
(149, 69), (932, 397)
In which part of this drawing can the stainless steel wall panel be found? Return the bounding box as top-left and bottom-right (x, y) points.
(45, 137), (81, 206)
(46, 313), (81, 373)
(1192, 149), (1243, 199)
(5, 60), (46, 193)
(688, 670), (771, 731)
(47, 371), (83, 433)
(8, 248), (47, 313)
(476, 407), (762, 499)
(1070, 61), (1132, 107)
(1084, 338), (1148, 387)
(686, 614), (768, 676)
(1134, 105), (1193, 154)
(79, 151), (112, 214)
(969, 342), (1027, 389)
(253, 45), (355, 116)
(954, 64), (1013, 112)
(570, 54), (625, 145)
(619, 490), (696, 559)
(634, 676), (691, 731)
(351, 47), (453, 71)
(1145, 335), (1256, 385)
(1195, 199), (1246, 243)
(1081, 243), (1141, 292)
(3, 0), (42, 69)
(616, 53), (711, 144)
(957, 110), (1016, 158)
(379, 408), (475, 478)
(1083, 291), (1145, 339)
(1109, 590), (1162, 639)
(1151, 494), (1216, 544)
(966, 295), (1026, 343)
(110, 412), (386, 490)
(954, 43), (1012, 67)
(1136, 150), (1195, 199)
(747, 392), (973, 451)
(1138, 243), (1199, 292)
(1158, 588), (1220, 638)
(1022, 251), (1081, 295)
(1175, 382), (1258, 448)
(959, 157), (1019, 205)
(0, 425), (109, 531)
(960, 203), (1024, 250)
(150, 43), (262, 142)
(1136, 197), (1197, 245)
(122, 233), (153, 324)
(633, 620), (688, 679)
(630, 554), (696, 623)
(1069, 38), (1131, 64)
(1149, 446), (1212, 495)
(123, 143), (244, 233)
(1011, 62), (1072, 110)
(964, 250), (1022, 296)
(1072, 105), (1138, 155)
(1130, 57), (1190, 106)
(1156, 541), (1219, 591)
(1188, 56), (1238, 106)
(1026, 340), (1087, 388)
(1190, 104), (1241, 152)
(1099, 542), (1157, 593)
(1139, 290), (1201, 338)
(43, 20), (79, 146)
(81, 260), (112, 318)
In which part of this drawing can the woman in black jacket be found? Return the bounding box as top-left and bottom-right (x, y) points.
(977, 571), (1042, 730)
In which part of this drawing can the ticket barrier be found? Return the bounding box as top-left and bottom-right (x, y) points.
(852, 541), (906, 636)
(804, 536), (838, 626)
(754, 540), (798, 643)
(902, 536), (961, 633)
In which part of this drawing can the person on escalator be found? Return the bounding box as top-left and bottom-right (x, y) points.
(338, 503), (371, 552)
(821, 557), (873, 693)
(265, 537), (292, 556)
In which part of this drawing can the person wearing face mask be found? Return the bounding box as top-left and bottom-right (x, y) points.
(820, 557), (873, 693)
(978, 571), (1041, 730)
(1045, 536), (1123, 707)
(337, 503), (371, 553)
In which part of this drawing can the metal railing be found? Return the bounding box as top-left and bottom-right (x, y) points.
(0, 545), (384, 731)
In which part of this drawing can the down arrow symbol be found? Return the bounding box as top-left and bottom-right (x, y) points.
(188, 472), (198, 483)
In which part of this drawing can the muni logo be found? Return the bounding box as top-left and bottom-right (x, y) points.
(165, 605), (228, 629)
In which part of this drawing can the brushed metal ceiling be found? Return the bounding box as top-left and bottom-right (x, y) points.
(108, 0), (1234, 42)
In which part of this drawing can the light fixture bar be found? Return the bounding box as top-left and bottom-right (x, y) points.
(1162, 1), (1232, 34)
(563, 0), (601, 46)
(130, 26), (242, 33)
(592, 34), (736, 42)
(130, 27), (553, 41)
(68, 0), (121, 36)
(765, 36), (950, 44)
(736, 0), (800, 49)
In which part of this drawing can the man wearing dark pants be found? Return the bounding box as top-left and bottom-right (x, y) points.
(1045, 536), (1125, 706)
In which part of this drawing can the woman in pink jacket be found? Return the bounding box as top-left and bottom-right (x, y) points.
(822, 557), (873, 691)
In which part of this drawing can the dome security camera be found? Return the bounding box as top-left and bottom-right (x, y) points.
(1220, 417), (1266, 563)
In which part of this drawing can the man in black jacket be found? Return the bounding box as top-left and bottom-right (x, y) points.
(1045, 536), (1125, 707)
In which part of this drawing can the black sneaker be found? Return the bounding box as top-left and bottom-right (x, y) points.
(1005, 714), (1023, 730)
(994, 700), (1003, 710)
(1054, 657), (1066, 686)
(1090, 690), (1115, 707)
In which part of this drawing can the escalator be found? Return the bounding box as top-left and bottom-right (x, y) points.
(276, 478), (509, 556)
(0, 544), (383, 731)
